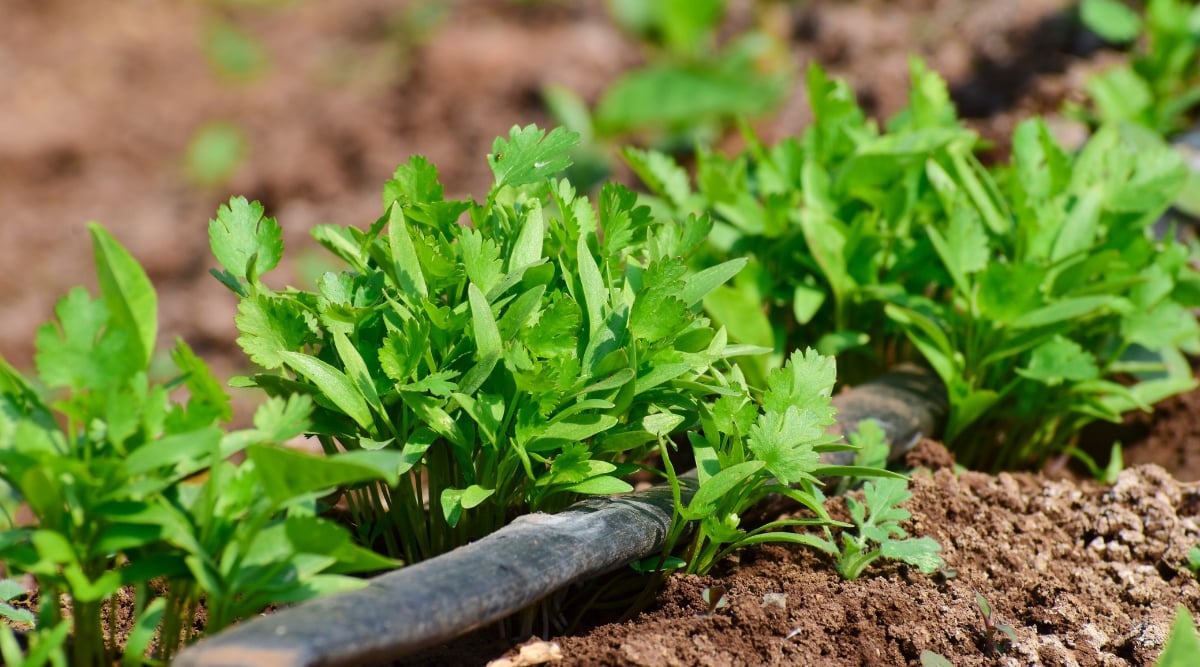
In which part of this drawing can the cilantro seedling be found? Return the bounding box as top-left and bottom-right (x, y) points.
(919, 650), (954, 667)
(654, 348), (902, 576)
(974, 592), (1016, 657)
(808, 477), (944, 580)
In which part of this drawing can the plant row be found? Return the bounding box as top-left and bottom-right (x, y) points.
(1, 31), (1199, 665)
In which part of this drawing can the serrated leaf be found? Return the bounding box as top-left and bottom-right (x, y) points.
(879, 536), (944, 573)
(172, 337), (233, 423)
(622, 147), (692, 210)
(460, 228), (504, 297)
(34, 288), (135, 390)
(747, 406), (822, 485)
(527, 294), (582, 357)
(488, 124), (580, 189)
(251, 395), (313, 442)
(630, 260), (690, 342)
(234, 294), (312, 370)
(208, 196), (283, 281)
(1017, 336), (1099, 387)
(861, 478), (915, 530)
(383, 155), (444, 209)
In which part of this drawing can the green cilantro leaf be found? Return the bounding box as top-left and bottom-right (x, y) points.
(234, 294), (313, 370)
(488, 125), (580, 189)
(252, 394), (313, 442)
(747, 406), (822, 485)
(34, 288), (135, 390)
(629, 259), (690, 342)
(527, 294), (582, 358)
(171, 337), (233, 425)
(1017, 336), (1099, 387)
(383, 155), (444, 209)
(209, 196), (283, 284)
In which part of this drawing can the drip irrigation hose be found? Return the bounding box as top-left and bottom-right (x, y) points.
(174, 364), (946, 667)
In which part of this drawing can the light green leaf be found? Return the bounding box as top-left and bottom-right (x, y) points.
(879, 536), (944, 573)
(1011, 296), (1111, 329)
(332, 331), (383, 416)
(1158, 606), (1200, 667)
(684, 460), (765, 520)
(1080, 0), (1142, 43)
(440, 485), (496, 527)
(566, 476), (633, 495)
(247, 446), (406, 505)
(234, 294), (312, 370)
(279, 351), (373, 431)
(488, 124), (580, 189)
(208, 196), (283, 282)
(680, 258), (748, 307)
(1017, 336), (1099, 386)
(387, 203), (428, 301)
(89, 223), (158, 370)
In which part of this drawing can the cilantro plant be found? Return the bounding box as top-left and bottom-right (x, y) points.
(656, 348), (910, 576)
(209, 124), (768, 564)
(0, 225), (400, 666)
(810, 477), (944, 579)
(1075, 0), (1200, 138)
(543, 0), (791, 189)
(627, 58), (1200, 471)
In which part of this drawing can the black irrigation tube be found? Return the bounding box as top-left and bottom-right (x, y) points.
(173, 364), (946, 667)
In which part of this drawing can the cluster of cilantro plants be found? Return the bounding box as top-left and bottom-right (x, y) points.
(0, 122), (940, 666)
(0, 227), (407, 666)
(207, 124), (932, 578)
(624, 57), (1200, 471)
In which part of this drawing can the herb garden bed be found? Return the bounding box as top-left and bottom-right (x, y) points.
(4, 1), (1200, 666)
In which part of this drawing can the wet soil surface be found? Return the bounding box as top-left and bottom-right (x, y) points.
(5, 1), (1200, 665)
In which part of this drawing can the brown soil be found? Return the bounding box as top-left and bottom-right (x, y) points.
(5, 1), (1200, 666)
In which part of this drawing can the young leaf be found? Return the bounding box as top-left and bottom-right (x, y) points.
(1017, 336), (1099, 387)
(383, 155), (444, 209)
(1081, 0), (1143, 43)
(488, 124), (581, 189)
(1159, 606), (1200, 667)
(34, 288), (134, 390)
(89, 223), (158, 370)
(208, 196), (283, 282)
(234, 294), (313, 370)
(387, 203), (429, 302)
